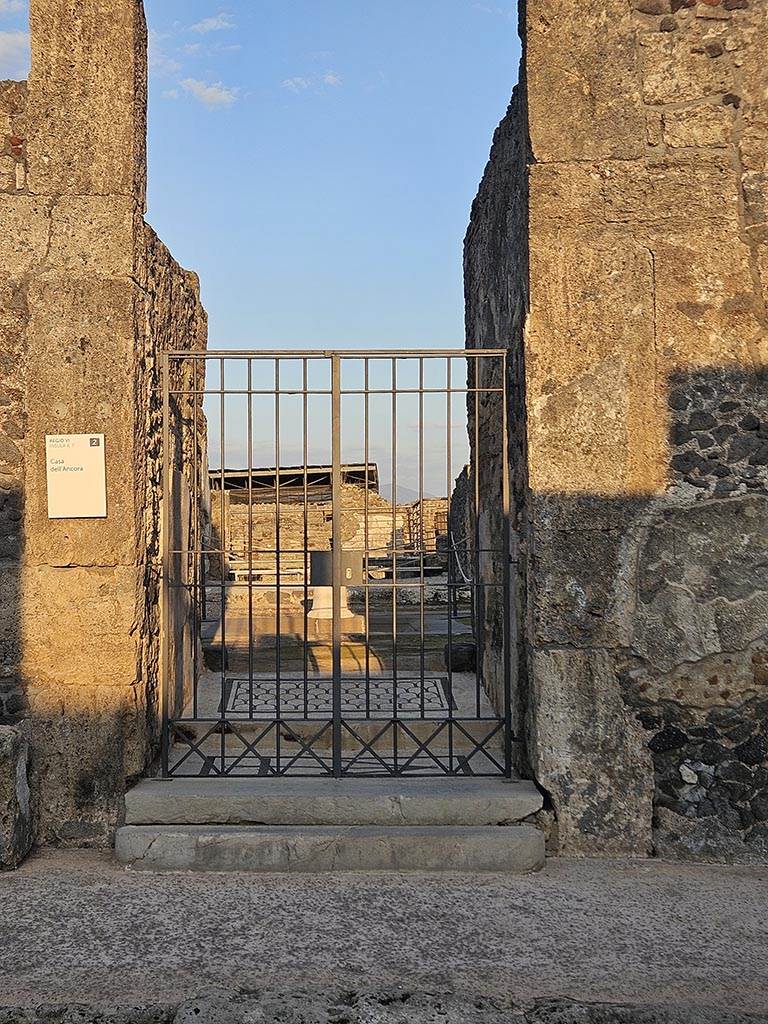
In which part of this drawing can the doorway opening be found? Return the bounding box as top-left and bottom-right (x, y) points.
(161, 349), (515, 777)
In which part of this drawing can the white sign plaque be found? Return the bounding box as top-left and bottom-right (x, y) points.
(45, 434), (107, 519)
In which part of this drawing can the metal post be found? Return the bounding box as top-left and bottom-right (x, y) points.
(331, 354), (343, 778)
(500, 353), (514, 778)
(473, 363), (482, 719)
(390, 357), (398, 773)
(247, 359), (254, 720)
(446, 357), (454, 774)
(192, 356), (200, 721)
(219, 357), (227, 774)
(364, 359), (371, 718)
(303, 359), (310, 720)
(418, 357), (425, 718)
(160, 353), (172, 778)
(274, 359), (282, 771)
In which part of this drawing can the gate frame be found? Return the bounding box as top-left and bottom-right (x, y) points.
(159, 348), (514, 779)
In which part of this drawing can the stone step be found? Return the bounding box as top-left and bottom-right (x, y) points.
(114, 823), (545, 873)
(124, 777), (542, 826)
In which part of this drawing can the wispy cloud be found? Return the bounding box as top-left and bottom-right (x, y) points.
(473, 3), (515, 17)
(0, 0), (24, 14)
(148, 29), (181, 75)
(282, 71), (343, 94)
(181, 77), (238, 108)
(162, 89), (179, 100)
(281, 76), (310, 94)
(0, 29), (29, 78)
(190, 12), (235, 34)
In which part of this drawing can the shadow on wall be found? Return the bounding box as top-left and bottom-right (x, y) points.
(0, 482), (32, 869)
(0, 484), (24, 726)
(513, 366), (768, 863)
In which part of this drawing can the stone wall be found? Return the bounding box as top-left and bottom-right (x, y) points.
(0, 81), (28, 727)
(0, 0), (207, 852)
(465, 83), (532, 752)
(140, 228), (208, 740)
(466, 0), (767, 859)
(213, 486), (446, 587)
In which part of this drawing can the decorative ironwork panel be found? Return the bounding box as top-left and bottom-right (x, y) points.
(161, 350), (514, 777)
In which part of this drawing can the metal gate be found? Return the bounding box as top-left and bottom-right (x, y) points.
(161, 349), (513, 777)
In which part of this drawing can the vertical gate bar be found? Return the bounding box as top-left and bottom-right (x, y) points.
(446, 357), (454, 774)
(473, 358), (482, 719)
(303, 358), (309, 720)
(500, 352), (513, 778)
(364, 359), (370, 718)
(331, 355), (343, 778)
(160, 352), (171, 778)
(191, 354), (199, 722)
(274, 358), (282, 772)
(418, 357), (425, 718)
(199, 354), (206, 625)
(247, 358), (254, 719)
(219, 356), (227, 775)
(390, 356), (398, 774)
(199, 368), (205, 622)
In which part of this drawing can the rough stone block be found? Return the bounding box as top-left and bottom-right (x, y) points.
(22, 566), (140, 691)
(0, 80), (28, 116)
(526, 0), (646, 161)
(531, 519), (630, 648)
(638, 33), (733, 104)
(0, 196), (50, 277)
(27, 683), (146, 846)
(0, 155), (18, 192)
(526, 233), (662, 495)
(652, 226), (763, 368)
(0, 562), (22, 684)
(23, 276), (140, 567)
(528, 648), (655, 856)
(0, 720), (33, 869)
(47, 196), (139, 279)
(528, 164), (605, 226)
(27, 0), (147, 200)
(600, 155), (739, 227)
(662, 104), (733, 147)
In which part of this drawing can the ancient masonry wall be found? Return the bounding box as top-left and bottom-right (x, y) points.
(212, 490), (448, 583)
(464, 84), (532, 757)
(466, 0), (768, 860)
(0, 80), (27, 729)
(0, 0), (207, 851)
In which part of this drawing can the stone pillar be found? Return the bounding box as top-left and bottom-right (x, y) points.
(14, 0), (150, 845)
(0, 81), (28, 728)
(0, 721), (32, 869)
(467, 0), (768, 859)
(0, 0), (207, 848)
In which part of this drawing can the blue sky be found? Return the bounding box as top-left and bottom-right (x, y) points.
(1, 1), (521, 351)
